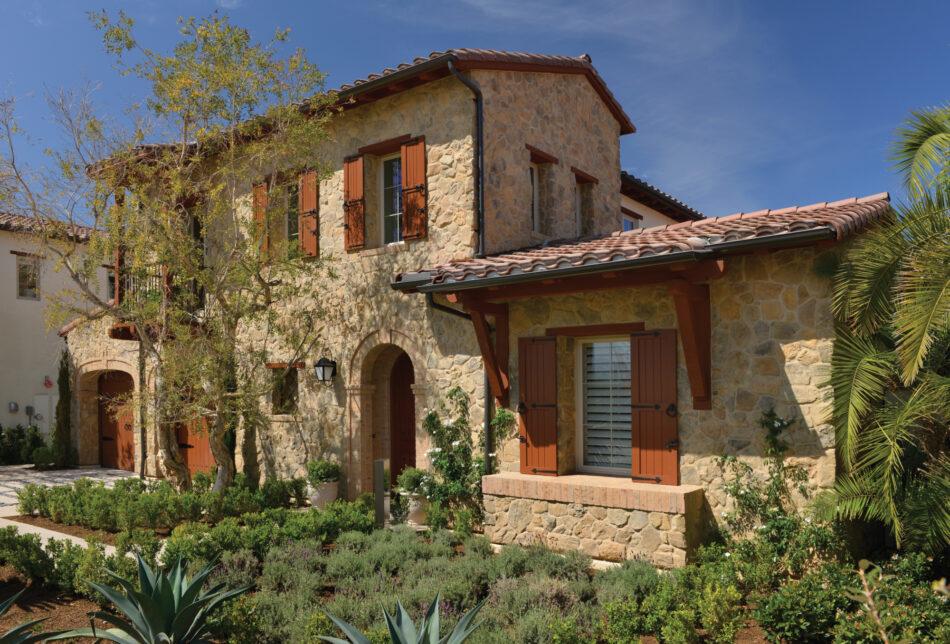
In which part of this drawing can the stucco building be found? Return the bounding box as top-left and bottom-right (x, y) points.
(60, 49), (891, 566)
(0, 213), (106, 439)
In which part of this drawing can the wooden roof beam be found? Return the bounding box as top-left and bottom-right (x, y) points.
(667, 279), (711, 410)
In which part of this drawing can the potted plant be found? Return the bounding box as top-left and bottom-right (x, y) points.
(396, 466), (428, 525)
(306, 460), (341, 510)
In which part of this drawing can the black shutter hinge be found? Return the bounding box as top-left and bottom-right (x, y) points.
(631, 475), (661, 483)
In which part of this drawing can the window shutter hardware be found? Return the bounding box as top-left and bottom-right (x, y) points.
(179, 443), (194, 449)
(530, 337), (556, 343)
(518, 435), (527, 443)
(631, 403), (660, 409)
(665, 403), (678, 417)
(532, 468), (557, 474)
(665, 439), (679, 449)
(517, 401), (527, 414)
(630, 331), (661, 337)
(101, 436), (115, 442)
(531, 403), (556, 408)
(631, 474), (662, 483)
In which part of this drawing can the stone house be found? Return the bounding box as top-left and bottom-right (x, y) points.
(60, 49), (891, 566)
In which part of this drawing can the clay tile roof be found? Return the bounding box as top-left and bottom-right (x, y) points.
(397, 193), (890, 290)
(0, 212), (95, 242)
(338, 49), (635, 135)
(620, 172), (703, 222)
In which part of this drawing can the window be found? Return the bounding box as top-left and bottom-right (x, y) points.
(285, 183), (299, 250)
(577, 338), (631, 474)
(380, 154), (402, 244)
(529, 163), (540, 232)
(16, 256), (39, 300)
(271, 367), (298, 415)
(622, 214), (640, 231)
(106, 268), (117, 301)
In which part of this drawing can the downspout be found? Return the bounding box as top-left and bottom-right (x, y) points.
(447, 61), (493, 474)
(138, 340), (146, 479)
(447, 61), (485, 258)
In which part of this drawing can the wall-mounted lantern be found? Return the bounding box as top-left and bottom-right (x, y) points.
(313, 357), (337, 384)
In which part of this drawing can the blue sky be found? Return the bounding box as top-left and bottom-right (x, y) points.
(1, 0), (947, 217)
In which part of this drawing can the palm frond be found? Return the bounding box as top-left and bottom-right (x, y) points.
(895, 233), (950, 383)
(888, 104), (950, 197)
(826, 326), (896, 467)
(900, 458), (950, 555)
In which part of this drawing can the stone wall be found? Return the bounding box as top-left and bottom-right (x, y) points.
(496, 246), (838, 525)
(482, 473), (706, 568)
(476, 70), (623, 253)
(64, 317), (154, 472)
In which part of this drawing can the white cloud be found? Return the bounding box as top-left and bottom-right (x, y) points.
(216, 0), (243, 9)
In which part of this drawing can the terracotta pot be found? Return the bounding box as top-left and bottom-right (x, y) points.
(406, 493), (426, 525)
(308, 481), (339, 510)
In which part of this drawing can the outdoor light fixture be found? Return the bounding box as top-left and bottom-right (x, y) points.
(313, 357), (337, 383)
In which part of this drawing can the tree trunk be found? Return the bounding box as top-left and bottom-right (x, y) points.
(157, 421), (191, 490)
(240, 414), (260, 489)
(211, 412), (234, 491)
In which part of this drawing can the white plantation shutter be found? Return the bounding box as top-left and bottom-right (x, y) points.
(582, 340), (632, 470)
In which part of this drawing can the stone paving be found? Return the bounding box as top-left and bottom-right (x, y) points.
(0, 464), (134, 510)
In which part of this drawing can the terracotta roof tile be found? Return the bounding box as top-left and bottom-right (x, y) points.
(399, 193), (890, 289)
(0, 212), (95, 242)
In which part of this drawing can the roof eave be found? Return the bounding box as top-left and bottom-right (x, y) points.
(406, 226), (835, 294)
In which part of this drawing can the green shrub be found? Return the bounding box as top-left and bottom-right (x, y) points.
(290, 476), (308, 506)
(698, 581), (743, 644)
(754, 565), (852, 643)
(395, 466), (426, 494)
(44, 537), (84, 592)
(307, 459), (341, 485)
(595, 558), (660, 605)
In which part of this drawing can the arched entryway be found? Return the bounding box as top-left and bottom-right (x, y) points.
(98, 371), (135, 471)
(389, 352), (415, 485)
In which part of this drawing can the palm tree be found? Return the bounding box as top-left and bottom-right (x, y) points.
(819, 105), (950, 555)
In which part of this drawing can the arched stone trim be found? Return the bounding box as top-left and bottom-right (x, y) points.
(348, 328), (428, 387)
(74, 358), (140, 469)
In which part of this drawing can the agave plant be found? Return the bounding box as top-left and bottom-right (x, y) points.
(0, 590), (64, 644)
(320, 593), (484, 644)
(49, 555), (250, 644)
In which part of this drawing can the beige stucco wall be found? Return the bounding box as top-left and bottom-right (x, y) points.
(495, 246), (836, 524)
(477, 70), (622, 252)
(621, 194), (682, 229)
(0, 231), (109, 438)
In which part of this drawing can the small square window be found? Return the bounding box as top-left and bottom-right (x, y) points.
(271, 367), (298, 415)
(16, 256), (39, 300)
(622, 213), (641, 231)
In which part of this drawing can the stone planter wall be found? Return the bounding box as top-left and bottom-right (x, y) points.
(482, 473), (705, 568)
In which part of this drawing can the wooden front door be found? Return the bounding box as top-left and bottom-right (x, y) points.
(176, 416), (215, 474)
(389, 352), (415, 485)
(98, 372), (135, 471)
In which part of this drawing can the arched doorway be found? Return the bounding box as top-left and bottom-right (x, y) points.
(389, 352), (415, 485)
(98, 371), (135, 471)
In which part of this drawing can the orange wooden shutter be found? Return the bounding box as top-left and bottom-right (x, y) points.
(343, 155), (365, 251)
(400, 136), (427, 240)
(298, 170), (319, 257)
(518, 336), (558, 475)
(252, 182), (269, 254)
(630, 329), (678, 485)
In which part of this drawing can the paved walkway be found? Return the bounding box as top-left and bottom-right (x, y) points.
(0, 464), (134, 511)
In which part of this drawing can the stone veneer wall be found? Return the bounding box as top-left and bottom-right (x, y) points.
(496, 246), (837, 525)
(64, 317), (155, 473)
(230, 76), (486, 492)
(476, 70), (623, 253)
(482, 474), (706, 568)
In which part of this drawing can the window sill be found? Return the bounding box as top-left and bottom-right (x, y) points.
(482, 472), (704, 514)
(359, 242), (407, 257)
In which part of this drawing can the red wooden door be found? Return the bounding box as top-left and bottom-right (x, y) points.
(98, 372), (135, 471)
(518, 337), (558, 475)
(630, 329), (679, 485)
(176, 416), (215, 474)
(389, 353), (415, 485)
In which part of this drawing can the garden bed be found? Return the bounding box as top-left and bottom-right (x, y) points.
(6, 514), (128, 546)
(0, 566), (101, 640)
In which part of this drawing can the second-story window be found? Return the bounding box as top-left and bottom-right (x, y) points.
(16, 255), (39, 300)
(530, 163), (540, 232)
(380, 154), (402, 244)
(286, 183), (300, 251)
(621, 207), (643, 231)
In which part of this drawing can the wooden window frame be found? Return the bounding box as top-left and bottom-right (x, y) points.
(574, 334), (632, 477)
(15, 255), (40, 301)
(529, 163), (540, 233)
(269, 363), (301, 415)
(571, 166), (599, 185)
(379, 152), (403, 246)
(526, 143), (559, 165)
